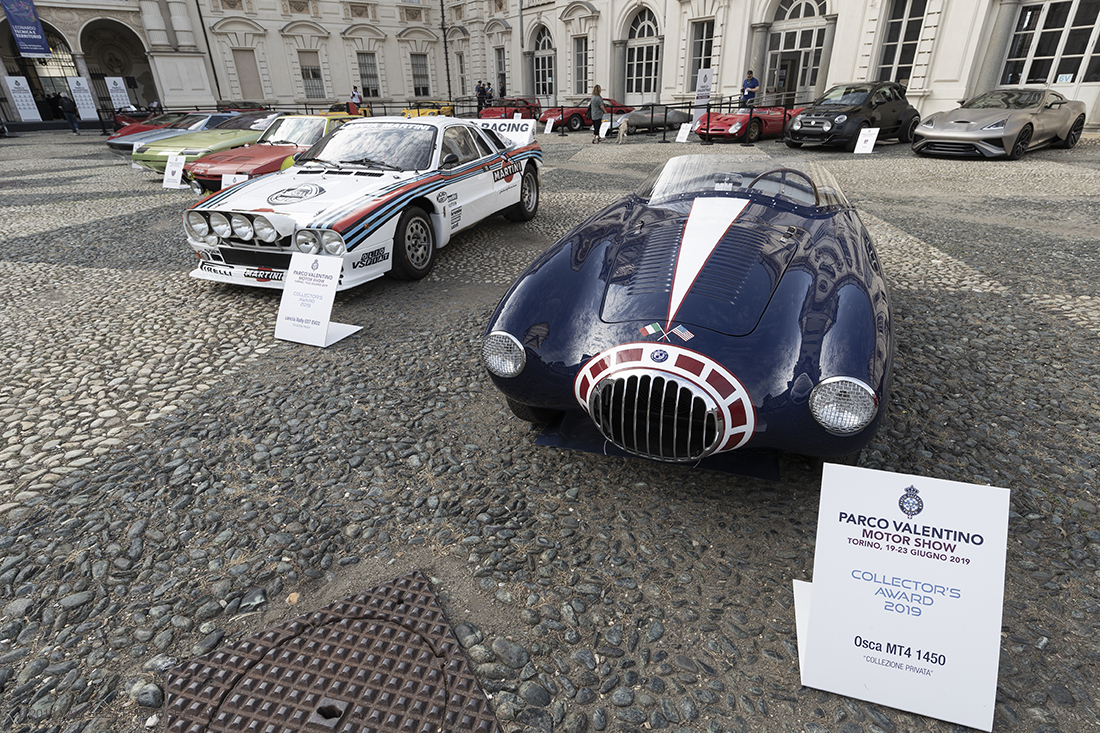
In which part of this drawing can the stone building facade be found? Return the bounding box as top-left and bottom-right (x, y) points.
(3, 0), (1099, 126)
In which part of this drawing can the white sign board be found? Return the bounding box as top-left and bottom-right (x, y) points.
(599, 118), (611, 138)
(691, 68), (713, 125)
(66, 77), (98, 121)
(544, 119), (554, 134)
(104, 77), (132, 110)
(853, 127), (881, 154)
(4, 77), (41, 122)
(162, 155), (188, 189)
(676, 122), (692, 143)
(221, 173), (250, 189)
(797, 464), (1010, 732)
(274, 253), (361, 347)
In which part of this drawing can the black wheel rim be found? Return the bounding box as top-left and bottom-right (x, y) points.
(1014, 128), (1032, 157)
(1069, 116), (1084, 146)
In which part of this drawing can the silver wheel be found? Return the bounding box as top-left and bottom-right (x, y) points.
(504, 166), (539, 221)
(389, 206), (435, 280)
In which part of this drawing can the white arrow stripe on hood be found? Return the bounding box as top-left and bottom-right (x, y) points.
(666, 197), (750, 330)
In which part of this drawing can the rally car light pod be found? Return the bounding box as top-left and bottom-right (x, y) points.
(185, 212), (210, 237)
(482, 331), (526, 378)
(253, 215), (278, 243)
(809, 377), (878, 435)
(231, 214), (254, 241)
(209, 213), (232, 238)
(295, 230), (321, 254)
(321, 230), (347, 255)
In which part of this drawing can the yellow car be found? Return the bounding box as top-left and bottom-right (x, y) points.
(401, 101), (454, 118)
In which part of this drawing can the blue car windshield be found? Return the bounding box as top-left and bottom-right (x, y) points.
(298, 121), (437, 170)
(636, 155), (849, 209)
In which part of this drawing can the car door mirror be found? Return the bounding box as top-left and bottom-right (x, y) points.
(441, 152), (459, 169)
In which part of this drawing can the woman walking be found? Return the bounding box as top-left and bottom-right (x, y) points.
(589, 85), (606, 143)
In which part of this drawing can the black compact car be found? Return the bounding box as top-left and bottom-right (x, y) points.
(785, 81), (920, 152)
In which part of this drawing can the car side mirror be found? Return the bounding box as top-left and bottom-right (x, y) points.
(292, 152), (303, 162)
(441, 152), (459, 169)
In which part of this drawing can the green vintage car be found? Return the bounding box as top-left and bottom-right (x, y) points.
(131, 110), (284, 174)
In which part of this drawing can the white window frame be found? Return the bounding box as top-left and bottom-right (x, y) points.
(1001, 0), (1100, 85)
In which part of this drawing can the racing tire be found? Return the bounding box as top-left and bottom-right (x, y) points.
(567, 115), (584, 132)
(784, 140), (802, 148)
(747, 119), (762, 143)
(504, 166), (539, 222)
(1007, 125), (1032, 160)
(388, 206), (435, 280)
(626, 124), (637, 135)
(898, 116), (919, 144)
(846, 123), (869, 152)
(1058, 114), (1085, 149)
(506, 398), (561, 425)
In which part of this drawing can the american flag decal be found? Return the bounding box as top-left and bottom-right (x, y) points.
(670, 325), (695, 341)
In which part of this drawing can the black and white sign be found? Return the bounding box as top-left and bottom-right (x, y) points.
(66, 77), (97, 121)
(797, 464), (1010, 731)
(691, 68), (713, 125)
(104, 77), (133, 110)
(4, 77), (41, 122)
(274, 253), (361, 347)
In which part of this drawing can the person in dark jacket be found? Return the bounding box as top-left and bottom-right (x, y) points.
(59, 94), (80, 135)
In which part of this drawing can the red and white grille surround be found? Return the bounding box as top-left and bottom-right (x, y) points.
(573, 342), (756, 459)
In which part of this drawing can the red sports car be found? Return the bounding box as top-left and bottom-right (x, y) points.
(479, 97), (542, 120)
(539, 97), (633, 131)
(692, 106), (803, 143)
(108, 111), (195, 140)
(183, 113), (356, 193)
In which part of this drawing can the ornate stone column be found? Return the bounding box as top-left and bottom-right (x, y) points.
(750, 22), (769, 85)
(816, 14), (838, 97)
(166, 0), (198, 50)
(523, 49), (535, 97)
(139, 0), (172, 51)
(973, 0), (1022, 95)
(654, 34), (664, 103)
(71, 53), (93, 82)
(612, 39), (626, 102)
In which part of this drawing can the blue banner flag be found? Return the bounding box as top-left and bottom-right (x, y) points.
(0, 0), (51, 58)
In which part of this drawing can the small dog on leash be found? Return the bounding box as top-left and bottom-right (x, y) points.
(616, 120), (629, 144)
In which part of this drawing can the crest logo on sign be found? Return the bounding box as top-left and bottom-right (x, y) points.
(898, 485), (924, 518)
(268, 184), (325, 205)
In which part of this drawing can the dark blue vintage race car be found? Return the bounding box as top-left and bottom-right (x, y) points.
(481, 155), (893, 463)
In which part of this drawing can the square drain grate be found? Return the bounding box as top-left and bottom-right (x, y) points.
(163, 572), (499, 733)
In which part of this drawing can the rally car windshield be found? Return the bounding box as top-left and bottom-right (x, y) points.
(637, 155), (849, 209)
(259, 117), (328, 146)
(817, 85), (872, 106)
(298, 122), (436, 171)
(963, 90), (1044, 109)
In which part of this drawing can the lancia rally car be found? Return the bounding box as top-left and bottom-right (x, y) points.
(481, 155), (893, 462)
(184, 116), (542, 289)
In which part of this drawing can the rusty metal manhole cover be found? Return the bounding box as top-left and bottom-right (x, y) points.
(163, 572), (499, 733)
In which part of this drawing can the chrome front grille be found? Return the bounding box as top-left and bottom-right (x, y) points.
(589, 370), (722, 462)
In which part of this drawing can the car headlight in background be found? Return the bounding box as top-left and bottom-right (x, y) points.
(135, 146), (150, 155)
(731, 122), (742, 133)
(295, 230), (321, 254)
(209, 212), (232, 238)
(253, 215), (278, 243)
(482, 331), (526, 377)
(921, 116), (936, 128)
(321, 230), (346, 255)
(179, 149), (211, 157)
(809, 377), (878, 435)
(834, 114), (848, 125)
(791, 115), (803, 130)
(188, 179), (204, 196)
(230, 214), (254, 240)
(982, 119), (1006, 131)
(822, 121), (833, 132)
(185, 211), (209, 237)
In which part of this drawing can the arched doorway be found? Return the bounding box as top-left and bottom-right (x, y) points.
(764, 0), (828, 105)
(1, 23), (79, 120)
(624, 8), (660, 106)
(81, 20), (157, 110)
(533, 26), (555, 106)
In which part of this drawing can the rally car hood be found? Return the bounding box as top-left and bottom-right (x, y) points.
(188, 144), (298, 174)
(930, 106), (1029, 131)
(143, 129), (260, 152)
(599, 197), (801, 337)
(194, 165), (412, 220)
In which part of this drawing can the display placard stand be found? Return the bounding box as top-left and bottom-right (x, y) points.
(274, 253), (362, 347)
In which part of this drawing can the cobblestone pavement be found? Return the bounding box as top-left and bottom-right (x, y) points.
(0, 129), (1097, 733)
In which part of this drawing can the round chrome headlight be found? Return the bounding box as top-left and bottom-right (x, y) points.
(295, 230), (320, 254)
(230, 214), (254, 240)
(791, 117), (802, 131)
(834, 114), (848, 125)
(321, 230), (346, 255)
(809, 377), (878, 435)
(209, 212), (232, 238)
(253, 215), (278, 243)
(482, 331), (526, 378)
(189, 179), (204, 196)
(822, 121), (833, 132)
(185, 212), (209, 237)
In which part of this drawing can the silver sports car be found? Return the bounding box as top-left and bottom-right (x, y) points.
(912, 88), (1086, 160)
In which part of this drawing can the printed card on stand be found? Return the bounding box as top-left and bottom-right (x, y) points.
(853, 127), (881, 154)
(274, 253), (361, 347)
(162, 155), (188, 189)
(796, 464), (1010, 732)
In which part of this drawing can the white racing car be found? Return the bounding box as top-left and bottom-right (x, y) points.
(183, 116), (542, 289)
